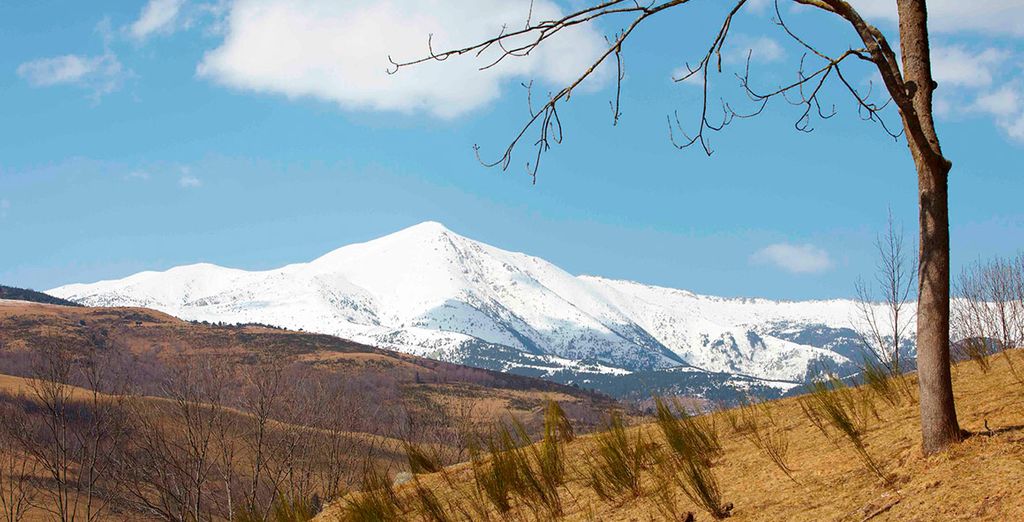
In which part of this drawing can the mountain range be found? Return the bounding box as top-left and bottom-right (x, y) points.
(49, 221), (904, 399)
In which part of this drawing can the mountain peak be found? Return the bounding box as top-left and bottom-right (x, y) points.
(394, 220), (453, 239)
(307, 221), (460, 266)
(48, 221), (869, 391)
(373, 220), (476, 249)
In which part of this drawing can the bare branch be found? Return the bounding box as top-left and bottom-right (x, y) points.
(387, 0), (921, 180)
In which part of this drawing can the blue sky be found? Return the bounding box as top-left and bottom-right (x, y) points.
(1, 0), (1023, 300)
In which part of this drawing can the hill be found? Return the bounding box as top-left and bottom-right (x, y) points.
(0, 300), (617, 445)
(318, 348), (1024, 521)
(0, 300), (625, 520)
(47, 221), (893, 400)
(0, 284), (81, 307)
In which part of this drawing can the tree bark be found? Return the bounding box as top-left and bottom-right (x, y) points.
(914, 149), (960, 454)
(896, 0), (961, 454)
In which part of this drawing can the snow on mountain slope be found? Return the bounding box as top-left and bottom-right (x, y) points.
(578, 277), (870, 379)
(49, 221), (885, 385)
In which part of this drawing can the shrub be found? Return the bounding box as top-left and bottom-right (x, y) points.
(271, 495), (321, 522)
(411, 477), (454, 522)
(653, 396), (721, 467)
(957, 338), (992, 372)
(341, 467), (401, 522)
(537, 400), (574, 483)
(653, 396), (731, 519)
(724, 397), (796, 483)
(749, 425), (796, 483)
(804, 377), (890, 484)
(529, 401), (574, 513)
(511, 416), (564, 517)
(721, 401), (745, 435)
(650, 455), (687, 521)
(798, 396), (836, 445)
(676, 459), (732, 519)
(543, 399), (575, 443)
(466, 413), (567, 518)
(860, 357), (914, 407)
(403, 440), (443, 475)
(468, 430), (517, 514)
(585, 412), (649, 501)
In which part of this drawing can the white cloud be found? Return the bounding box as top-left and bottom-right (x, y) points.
(973, 83), (1024, 142)
(897, 44), (1024, 145)
(18, 55), (105, 86)
(130, 0), (187, 40)
(751, 243), (833, 274)
(196, 0), (607, 118)
(1003, 115), (1024, 142)
(96, 17), (116, 46)
(671, 34), (782, 83)
(16, 53), (125, 97)
(0, 199), (9, 219)
(670, 66), (703, 87)
(179, 175), (202, 188)
(850, 0), (1024, 36)
(975, 84), (1021, 115)
(931, 46), (1009, 89)
(746, 0), (773, 14)
(126, 171), (151, 181)
(725, 35), (785, 65)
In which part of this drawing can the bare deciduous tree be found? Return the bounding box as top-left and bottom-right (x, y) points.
(16, 343), (126, 522)
(299, 378), (364, 502)
(236, 361), (301, 520)
(855, 211), (916, 377)
(390, 0), (961, 453)
(116, 358), (233, 522)
(952, 255), (1024, 382)
(0, 403), (38, 522)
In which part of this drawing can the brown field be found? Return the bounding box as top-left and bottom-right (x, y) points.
(5, 299), (1022, 521)
(317, 350), (1024, 521)
(0, 373), (407, 522)
(0, 299), (616, 432)
(0, 299), (618, 521)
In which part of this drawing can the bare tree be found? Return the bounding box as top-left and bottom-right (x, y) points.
(952, 256), (1023, 382)
(116, 359), (233, 522)
(231, 361), (322, 521)
(950, 269), (993, 371)
(237, 362), (289, 520)
(298, 377), (364, 502)
(0, 403), (38, 522)
(17, 344), (125, 522)
(390, 0), (960, 453)
(74, 339), (129, 522)
(855, 211), (915, 376)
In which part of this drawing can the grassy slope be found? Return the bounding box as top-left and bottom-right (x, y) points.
(0, 300), (616, 431)
(0, 301), (620, 521)
(0, 372), (411, 522)
(319, 350), (1024, 521)
(0, 372), (406, 457)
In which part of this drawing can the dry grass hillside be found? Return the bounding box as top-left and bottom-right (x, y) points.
(0, 299), (619, 521)
(0, 299), (616, 433)
(318, 349), (1024, 521)
(0, 372), (410, 522)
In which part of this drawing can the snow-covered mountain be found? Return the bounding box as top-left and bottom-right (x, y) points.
(49, 222), (900, 398)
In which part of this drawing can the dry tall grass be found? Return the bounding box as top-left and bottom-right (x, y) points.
(317, 348), (1024, 521)
(584, 412), (650, 502)
(653, 396), (731, 518)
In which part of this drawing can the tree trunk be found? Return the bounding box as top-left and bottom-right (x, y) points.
(896, 0), (961, 454)
(915, 153), (959, 454)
